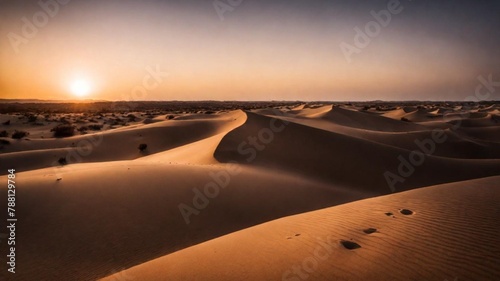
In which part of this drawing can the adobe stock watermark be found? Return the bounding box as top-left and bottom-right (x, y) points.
(213, 0), (243, 21)
(340, 0), (410, 64)
(7, 0), (71, 54)
(51, 133), (104, 179)
(384, 74), (499, 192)
(178, 110), (289, 224)
(282, 234), (338, 281)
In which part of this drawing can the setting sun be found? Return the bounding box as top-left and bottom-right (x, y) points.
(70, 79), (92, 97)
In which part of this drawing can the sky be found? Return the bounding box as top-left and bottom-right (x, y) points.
(0, 0), (499, 101)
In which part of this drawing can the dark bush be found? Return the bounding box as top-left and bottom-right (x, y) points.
(0, 130), (8, 137)
(27, 114), (38, 122)
(166, 115), (175, 120)
(59, 117), (70, 124)
(88, 124), (103, 131)
(51, 124), (76, 138)
(2, 120), (10, 125)
(0, 139), (10, 145)
(127, 114), (137, 122)
(58, 157), (67, 165)
(401, 117), (411, 122)
(12, 130), (29, 139)
(138, 143), (148, 152)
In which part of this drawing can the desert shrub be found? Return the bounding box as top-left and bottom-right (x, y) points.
(12, 130), (29, 139)
(401, 117), (411, 122)
(59, 117), (70, 124)
(87, 124), (103, 131)
(58, 157), (67, 165)
(166, 115), (175, 120)
(0, 130), (8, 137)
(51, 124), (76, 138)
(78, 126), (88, 133)
(138, 143), (148, 152)
(2, 120), (10, 125)
(27, 114), (38, 122)
(110, 118), (126, 126)
(0, 139), (10, 145)
(127, 114), (137, 122)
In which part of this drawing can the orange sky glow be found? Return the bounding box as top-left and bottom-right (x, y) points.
(0, 0), (498, 101)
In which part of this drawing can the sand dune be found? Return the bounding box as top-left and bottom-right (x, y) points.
(0, 161), (364, 281)
(102, 176), (500, 281)
(448, 114), (499, 128)
(215, 111), (500, 192)
(455, 126), (500, 142)
(261, 113), (500, 159)
(317, 106), (428, 131)
(0, 111), (244, 174)
(1, 102), (499, 281)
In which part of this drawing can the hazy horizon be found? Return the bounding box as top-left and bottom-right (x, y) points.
(1, 0), (499, 101)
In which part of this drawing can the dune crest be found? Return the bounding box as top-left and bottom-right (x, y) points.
(215, 111), (500, 192)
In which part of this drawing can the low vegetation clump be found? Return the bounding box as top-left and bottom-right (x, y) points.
(58, 157), (67, 165)
(2, 120), (10, 125)
(138, 143), (148, 152)
(0, 139), (10, 145)
(0, 130), (8, 137)
(58, 117), (71, 124)
(88, 124), (103, 131)
(127, 114), (137, 122)
(12, 130), (29, 139)
(401, 117), (411, 122)
(51, 124), (76, 138)
(110, 118), (127, 126)
(27, 114), (38, 123)
(77, 126), (88, 134)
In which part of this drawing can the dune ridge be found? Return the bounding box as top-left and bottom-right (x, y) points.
(215, 111), (500, 192)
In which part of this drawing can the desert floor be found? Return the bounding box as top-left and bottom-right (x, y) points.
(0, 101), (499, 280)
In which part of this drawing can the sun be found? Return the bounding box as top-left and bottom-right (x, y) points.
(70, 79), (92, 97)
